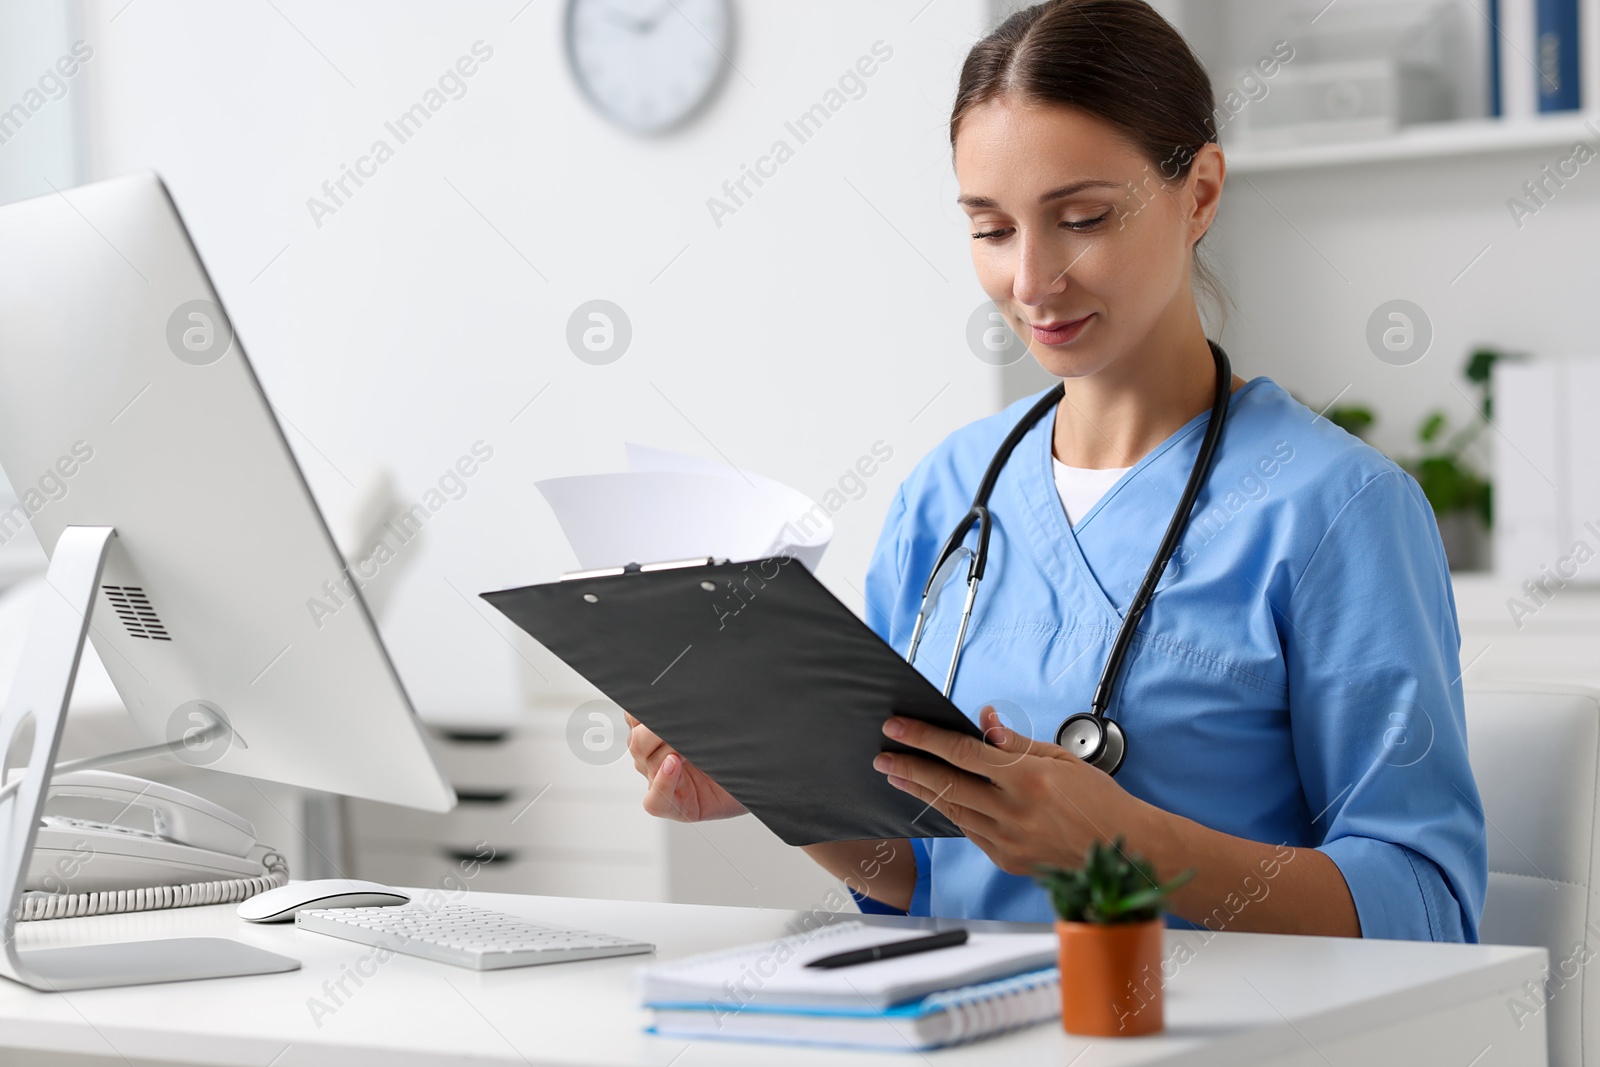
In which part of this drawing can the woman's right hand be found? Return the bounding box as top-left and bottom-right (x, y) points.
(624, 711), (748, 822)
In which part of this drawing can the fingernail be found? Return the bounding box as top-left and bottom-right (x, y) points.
(882, 718), (905, 739)
(873, 754), (892, 773)
(661, 754), (678, 775)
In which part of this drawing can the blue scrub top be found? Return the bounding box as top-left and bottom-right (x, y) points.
(862, 377), (1486, 943)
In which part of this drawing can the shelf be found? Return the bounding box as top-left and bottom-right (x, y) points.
(1452, 572), (1600, 624)
(1225, 113), (1600, 174)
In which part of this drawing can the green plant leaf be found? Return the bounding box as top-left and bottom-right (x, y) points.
(1465, 348), (1498, 385)
(1326, 405), (1375, 439)
(1032, 837), (1192, 925)
(1417, 411), (1447, 444)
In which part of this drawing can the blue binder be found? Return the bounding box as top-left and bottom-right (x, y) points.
(1537, 0), (1582, 112)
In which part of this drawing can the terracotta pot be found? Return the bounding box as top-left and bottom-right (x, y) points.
(1056, 917), (1165, 1037)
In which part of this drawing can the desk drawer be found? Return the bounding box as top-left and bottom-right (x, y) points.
(425, 719), (643, 791)
(347, 789), (662, 856)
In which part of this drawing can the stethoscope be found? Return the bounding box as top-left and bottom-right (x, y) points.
(904, 340), (1232, 776)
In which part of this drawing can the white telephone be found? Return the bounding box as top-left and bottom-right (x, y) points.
(20, 769), (287, 919)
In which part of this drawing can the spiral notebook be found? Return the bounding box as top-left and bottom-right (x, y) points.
(646, 968), (1061, 1051)
(637, 920), (1056, 1012)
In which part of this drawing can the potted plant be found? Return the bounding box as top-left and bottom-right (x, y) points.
(1033, 837), (1192, 1037)
(1324, 347), (1511, 571)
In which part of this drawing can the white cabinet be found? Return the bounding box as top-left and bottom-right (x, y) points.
(347, 716), (668, 903)
(344, 709), (850, 911)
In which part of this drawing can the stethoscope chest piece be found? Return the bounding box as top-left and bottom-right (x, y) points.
(1054, 713), (1127, 776)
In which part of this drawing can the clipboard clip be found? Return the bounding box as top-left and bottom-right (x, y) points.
(560, 556), (729, 581)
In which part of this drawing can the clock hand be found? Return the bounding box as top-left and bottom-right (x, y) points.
(601, 4), (651, 33)
(637, 0), (675, 33)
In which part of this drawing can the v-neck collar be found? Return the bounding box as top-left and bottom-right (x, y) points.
(1013, 377), (1269, 625)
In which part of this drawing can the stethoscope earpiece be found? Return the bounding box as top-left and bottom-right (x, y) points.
(1054, 713), (1127, 776)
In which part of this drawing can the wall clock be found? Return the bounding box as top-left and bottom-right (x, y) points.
(563, 0), (734, 135)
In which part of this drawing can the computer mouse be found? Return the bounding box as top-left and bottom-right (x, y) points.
(237, 879), (411, 923)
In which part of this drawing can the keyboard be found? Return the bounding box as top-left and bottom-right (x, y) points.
(295, 903), (655, 971)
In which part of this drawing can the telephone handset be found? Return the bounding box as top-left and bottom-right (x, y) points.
(23, 769), (285, 903)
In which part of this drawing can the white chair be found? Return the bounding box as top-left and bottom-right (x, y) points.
(1468, 683), (1600, 1067)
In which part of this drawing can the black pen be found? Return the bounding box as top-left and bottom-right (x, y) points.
(804, 929), (969, 969)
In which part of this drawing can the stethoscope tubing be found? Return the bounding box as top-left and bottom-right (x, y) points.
(905, 341), (1232, 771)
(1088, 343), (1232, 716)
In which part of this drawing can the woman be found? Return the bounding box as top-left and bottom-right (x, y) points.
(625, 0), (1485, 941)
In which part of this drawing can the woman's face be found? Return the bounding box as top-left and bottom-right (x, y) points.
(953, 96), (1217, 380)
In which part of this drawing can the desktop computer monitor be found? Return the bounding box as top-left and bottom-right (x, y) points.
(0, 172), (457, 989)
(0, 171), (453, 812)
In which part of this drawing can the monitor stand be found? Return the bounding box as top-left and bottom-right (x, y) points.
(0, 525), (300, 991)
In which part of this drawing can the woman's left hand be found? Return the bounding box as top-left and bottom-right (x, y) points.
(872, 706), (1154, 876)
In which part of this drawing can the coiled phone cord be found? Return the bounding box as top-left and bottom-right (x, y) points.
(16, 846), (289, 922)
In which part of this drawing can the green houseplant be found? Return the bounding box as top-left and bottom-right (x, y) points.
(1325, 347), (1508, 571)
(1034, 837), (1193, 1037)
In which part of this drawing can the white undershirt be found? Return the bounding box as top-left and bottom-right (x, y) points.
(1052, 457), (1130, 527)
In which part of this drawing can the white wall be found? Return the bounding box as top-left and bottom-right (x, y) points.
(0, 0), (85, 582)
(0, 1), (82, 205)
(1211, 150), (1600, 463)
(71, 0), (1004, 725)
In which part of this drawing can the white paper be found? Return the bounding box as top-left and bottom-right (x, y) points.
(536, 444), (832, 572)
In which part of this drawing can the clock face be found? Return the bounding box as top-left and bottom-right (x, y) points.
(564, 0), (733, 135)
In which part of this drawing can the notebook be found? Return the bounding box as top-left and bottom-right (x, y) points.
(636, 920), (1057, 1011)
(648, 968), (1061, 1052)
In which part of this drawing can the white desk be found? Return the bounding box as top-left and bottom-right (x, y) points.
(0, 891), (1548, 1066)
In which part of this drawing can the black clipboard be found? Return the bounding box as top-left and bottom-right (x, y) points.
(481, 555), (983, 845)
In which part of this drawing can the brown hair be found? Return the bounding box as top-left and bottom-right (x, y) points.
(950, 0), (1228, 321)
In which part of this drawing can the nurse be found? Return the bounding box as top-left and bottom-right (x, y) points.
(625, 0), (1486, 941)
